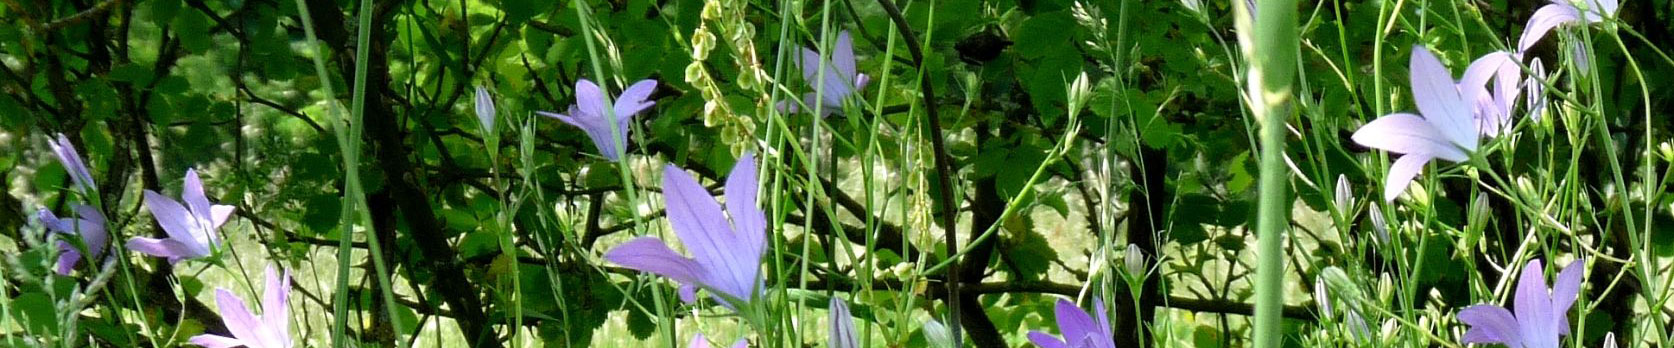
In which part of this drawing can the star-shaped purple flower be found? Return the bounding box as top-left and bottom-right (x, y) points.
(38, 205), (107, 275)
(48, 133), (96, 193)
(781, 30), (870, 117)
(1028, 298), (1115, 348)
(190, 266), (292, 348)
(537, 79), (657, 162)
(1459, 258), (1586, 348)
(1351, 46), (1481, 202)
(830, 297), (859, 348)
(127, 169), (234, 263)
(603, 153), (766, 308)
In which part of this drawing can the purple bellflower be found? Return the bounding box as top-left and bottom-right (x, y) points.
(1351, 46), (1481, 202)
(603, 153), (766, 309)
(49, 133), (96, 193)
(830, 298), (859, 348)
(1518, 0), (1618, 54)
(1458, 51), (1523, 136)
(190, 266), (293, 348)
(38, 205), (107, 275)
(537, 79), (658, 162)
(781, 30), (870, 117)
(688, 334), (747, 348)
(127, 169), (234, 263)
(1028, 298), (1116, 348)
(474, 85), (497, 132)
(1459, 258), (1586, 348)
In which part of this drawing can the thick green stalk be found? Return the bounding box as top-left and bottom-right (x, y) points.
(293, 0), (403, 345)
(1236, 0), (1298, 347)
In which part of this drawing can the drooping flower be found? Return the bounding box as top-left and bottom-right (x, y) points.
(781, 30), (870, 117)
(1457, 51), (1523, 136)
(1028, 298), (1115, 348)
(1351, 46), (1480, 202)
(38, 205), (107, 275)
(190, 266), (292, 348)
(830, 298), (859, 348)
(1517, 0), (1618, 53)
(537, 79), (658, 162)
(48, 133), (96, 193)
(603, 153), (766, 308)
(474, 85), (497, 132)
(688, 333), (747, 348)
(1458, 258), (1586, 348)
(127, 169), (234, 263)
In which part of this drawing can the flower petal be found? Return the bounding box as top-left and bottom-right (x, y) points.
(474, 86), (496, 131)
(126, 237), (200, 262)
(1052, 299), (1098, 347)
(604, 237), (706, 286)
(613, 79), (659, 119)
(49, 133), (96, 191)
(833, 31), (858, 82)
(1551, 257), (1586, 332)
(263, 266), (292, 347)
(144, 190), (200, 248)
(1408, 46), (1477, 151)
(829, 298), (858, 348)
(187, 334), (245, 348)
(55, 249), (82, 275)
(1382, 154), (1434, 202)
(663, 164), (756, 301)
(1518, 4), (1581, 53)
(1027, 331), (1071, 348)
(1351, 113), (1469, 162)
(574, 79), (609, 121)
(1515, 259), (1559, 348)
(215, 288), (274, 347)
(688, 334), (710, 348)
(1458, 305), (1522, 346)
(724, 153), (766, 269)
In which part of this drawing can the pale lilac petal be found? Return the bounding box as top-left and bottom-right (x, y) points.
(187, 334), (245, 348)
(1027, 332), (1072, 348)
(144, 190), (201, 251)
(797, 47), (824, 88)
(689, 334), (711, 348)
(1459, 305), (1522, 346)
(125, 237), (197, 263)
(1408, 46), (1477, 151)
(474, 86), (496, 131)
(724, 153), (766, 265)
(613, 79), (659, 119)
(55, 250), (82, 275)
(72, 205), (108, 257)
(1551, 258), (1586, 332)
(1052, 299), (1097, 347)
(854, 74), (871, 92)
(263, 267), (292, 346)
(1604, 333), (1617, 348)
(663, 165), (755, 301)
(1460, 52), (1515, 90)
(1092, 299), (1113, 348)
(215, 289), (273, 346)
(833, 31), (858, 81)
(209, 205), (235, 231)
(49, 133), (96, 191)
(1350, 113), (1469, 162)
(1515, 260), (1559, 348)
(574, 79), (609, 121)
(1519, 4), (1581, 53)
(729, 339), (747, 348)
(1580, 0), (1615, 22)
(829, 298), (858, 348)
(604, 237), (706, 286)
(535, 110), (581, 128)
(1383, 154), (1434, 202)
(183, 169), (214, 225)
(679, 284), (700, 304)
